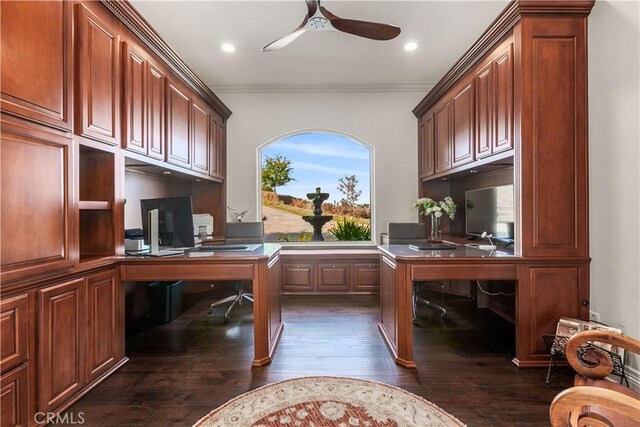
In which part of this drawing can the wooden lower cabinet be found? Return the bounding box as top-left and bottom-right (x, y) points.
(0, 363), (29, 427)
(38, 277), (86, 412)
(281, 253), (380, 294)
(37, 268), (122, 413)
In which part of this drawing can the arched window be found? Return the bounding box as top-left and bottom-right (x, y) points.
(259, 131), (373, 243)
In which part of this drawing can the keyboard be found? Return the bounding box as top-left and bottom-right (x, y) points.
(409, 244), (457, 251)
(197, 244), (249, 251)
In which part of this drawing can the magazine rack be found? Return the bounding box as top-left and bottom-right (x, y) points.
(542, 334), (628, 385)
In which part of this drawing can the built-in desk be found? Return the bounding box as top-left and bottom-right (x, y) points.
(378, 242), (589, 368)
(119, 244), (283, 367)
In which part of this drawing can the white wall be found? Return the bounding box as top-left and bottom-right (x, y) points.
(220, 90), (427, 243)
(588, 0), (640, 381)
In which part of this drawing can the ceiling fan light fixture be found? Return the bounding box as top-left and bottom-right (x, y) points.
(404, 42), (418, 52)
(221, 43), (236, 53)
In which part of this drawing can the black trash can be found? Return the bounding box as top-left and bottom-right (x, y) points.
(148, 281), (183, 323)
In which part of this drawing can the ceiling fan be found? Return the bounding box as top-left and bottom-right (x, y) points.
(262, 0), (401, 52)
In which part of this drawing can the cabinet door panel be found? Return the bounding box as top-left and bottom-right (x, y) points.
(0, 364), (29, 427)
(494, 43), (513, 153)
(209, 113), (225, 180)
(434, 102), (452, 173)
(1, 132), (74, 283)
(38, 278), (85, 412)
(451, 81), (475, 167)
(475, 63), (494, 159)
(317, 264), (349, 292)
(147, 63), (165, 161)
(86, 270), (117, 382)
(76, 4), (119, 145)
(418, 114), (435, 179)
(352, 264), (380, 293)
(0, 294), (29, 373)
(166, 81), (191, 167)
(122, 42), (146, 154)
(0, 0), (72, 130)
(191, 101), (210, 173)
(282, 264), (314, 293)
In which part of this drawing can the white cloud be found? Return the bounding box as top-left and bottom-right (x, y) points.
(294, 161), (368, 176)
(275, 140), (369, 160)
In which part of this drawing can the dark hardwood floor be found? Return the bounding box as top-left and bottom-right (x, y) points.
(63, 287), (574, 426)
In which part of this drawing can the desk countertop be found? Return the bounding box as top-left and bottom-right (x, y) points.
(378, 242), (515, 260)
(121, 243), (282, 262)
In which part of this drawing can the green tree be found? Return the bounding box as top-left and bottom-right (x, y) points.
(337, 174), (362, 215)
(262, 154), (295, 205)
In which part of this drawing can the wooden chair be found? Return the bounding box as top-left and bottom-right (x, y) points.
(549, 329), (640, 426)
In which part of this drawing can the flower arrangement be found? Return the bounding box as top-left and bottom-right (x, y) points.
(413, 196), (457, 220)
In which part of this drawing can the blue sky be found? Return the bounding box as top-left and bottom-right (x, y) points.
(261, 133), (371, 204)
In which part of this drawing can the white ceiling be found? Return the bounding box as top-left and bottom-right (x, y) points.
(130, 0), (509, 92)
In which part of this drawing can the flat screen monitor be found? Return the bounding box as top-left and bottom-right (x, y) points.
(465, 184), (514, 240)
(140, 196), (195, 248)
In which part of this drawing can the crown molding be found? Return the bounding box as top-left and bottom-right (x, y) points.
(211, 82), (435, 94)
(412, 0), (595, 117)
(101, 0), (232, 119)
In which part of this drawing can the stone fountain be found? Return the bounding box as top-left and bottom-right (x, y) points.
(302, 187), (333, 241)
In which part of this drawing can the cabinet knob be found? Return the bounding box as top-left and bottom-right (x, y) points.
(581, 299), (589, 306)
(296, 265), (300, 268)
(332, 265), (336, 268)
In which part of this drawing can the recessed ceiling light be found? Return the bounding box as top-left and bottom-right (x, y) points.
(404, 42), (418, 52)
(221, 43), (235, 53)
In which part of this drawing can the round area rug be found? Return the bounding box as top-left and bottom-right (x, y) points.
(194, 376), (465, 427)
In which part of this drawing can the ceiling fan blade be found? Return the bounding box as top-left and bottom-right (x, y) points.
(262, 28), (307, 51)
(330, 18), (401, 41)
(262, 17), (309, 52)
(305, 0), (318, 18)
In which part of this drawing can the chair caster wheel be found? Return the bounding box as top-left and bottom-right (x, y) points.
(208, 308), (214, 315)
(223, 316), (230, 324)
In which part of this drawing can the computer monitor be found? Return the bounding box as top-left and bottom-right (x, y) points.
(140, 196), (195, 248)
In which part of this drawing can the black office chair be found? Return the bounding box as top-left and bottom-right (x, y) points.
(387, 223), (447, 320)
(208, 222), (264, 322)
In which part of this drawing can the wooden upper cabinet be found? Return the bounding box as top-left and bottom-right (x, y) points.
(122, 40), (166, 161)
(494, 42), (513, 154)
(209, 113), (226, 180)
(451, 80), (475, 167)
(1, 0), (72, 131)
(38, 278), (86, 412)
(418, 114), (435, 179)
(434, 101), (452, 173)
(75, 3), (120, 145)
(146, 62), (166, 161)
(475, 62), (494, 159)
(166, 80), (191, 168)
(1, 132), (74, 284)
(191, 101), (210, 174)
(122, 41), (146, 155)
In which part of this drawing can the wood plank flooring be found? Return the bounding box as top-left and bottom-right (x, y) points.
(63, 290), (574, 426)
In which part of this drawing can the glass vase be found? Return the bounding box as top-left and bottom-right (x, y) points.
(430, 215), (442, 241)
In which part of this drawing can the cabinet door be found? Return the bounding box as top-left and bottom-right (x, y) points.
(494, 43), (513, 154)
(418, 114), (435, 179)
(0, 364), (29, 427)
(451, 81), (475, 167)
(1, 132), (74, 284)
(209, 113), (225, 180)
(38, 278), (85, 412)
(122, 41), (146, 154)
(282, 264), (314, 293)
(76, 4), (119, 145)
(166, 80), (191, 168)
(191, 101), (210, 174)
(317, 264), (350, 292)
(146, 62), (165, 161)
(0, 294), (29, 373)
(0, 0), (72, 131)
(86, 270), (118, 383)
(352, 264), (380, 293)
(434, 101), (452, 173)
(475, 62), (494, 159)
